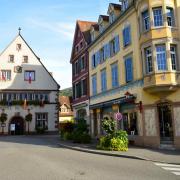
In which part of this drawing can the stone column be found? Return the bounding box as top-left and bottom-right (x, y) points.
(96, 109), (101, 137)
(90, 109), (94, 137)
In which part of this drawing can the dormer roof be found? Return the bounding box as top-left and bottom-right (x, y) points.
(98, 15), (109, 23)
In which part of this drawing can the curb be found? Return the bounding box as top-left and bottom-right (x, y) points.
(58, 143), (180, 165)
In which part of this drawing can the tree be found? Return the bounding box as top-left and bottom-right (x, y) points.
(25, 113), (32, 134)
(0, 113), (7, 135)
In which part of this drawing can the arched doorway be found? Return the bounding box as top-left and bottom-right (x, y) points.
(9, 116), (25, 135)
(157, 102), (173, 142)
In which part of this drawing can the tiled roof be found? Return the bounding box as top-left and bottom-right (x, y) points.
(77, 20), (97, 44)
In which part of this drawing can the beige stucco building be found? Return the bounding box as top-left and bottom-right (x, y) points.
(88, 0), (180, 149)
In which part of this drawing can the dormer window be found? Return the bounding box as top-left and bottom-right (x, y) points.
(121, 0), (128, 11)
(91, 32), (95, 41)
(109, 12), (115, 24)
(16, 44), (21, 51)
(9, 55), (14, 63)
(99, 23), (104, 33)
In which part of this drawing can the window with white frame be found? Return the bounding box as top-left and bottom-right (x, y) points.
(99, 23), (104, 33)
(142, 10), (150, 31)
(167, 7), (175, 27)
(35, 113), (48, 129)
(153, 7), (163, 27)
(16, 44), (21, 51)
(0, 70), (11, 81)
(121, 0), (129, 11)
(170, 45), (177, 70)
(145, 47), (153, 73)
(156, 45), (167, 70)
(9, 55), (14, 63)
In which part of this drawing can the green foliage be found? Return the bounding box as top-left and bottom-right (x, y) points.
(35, 126), (48, 134)
(63, 132), (73, 140)
(72, 119), (91, 144)
(59, 87), (72, 97)
(0, 113), (7, 123)
(25, 113), (32, 122)
(97, 130), (128, 151)
(102, 117), (115, 135)
(98, 117), (128, 151)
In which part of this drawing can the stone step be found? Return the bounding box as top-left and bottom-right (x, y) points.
(159, 144), (176, 150)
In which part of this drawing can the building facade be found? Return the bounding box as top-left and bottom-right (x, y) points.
(59, 96), (73, 122)
(0, 32), (59, 135)
(70, 20), (96, 125)
(89, 0), (180, 149)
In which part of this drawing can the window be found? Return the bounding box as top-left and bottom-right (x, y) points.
(111, 63), (119, 88)
(9, 55), (14, 63)
(75, 61), (78, 75)
(101, 69), (107, 92)
(145, 47), (153, 73)
(122, 0), (128, 11)
(156, 45), (166, 70)
(23, 56), (28, 63)
(153, 7), (163, 27)
(110, 36), (120, 56)
(142, 10), (150, 31)
(75, 45), (79, 53)
(81, 56), (85, 70)
(36, 113), (48, 130)
(0, 70), (11, 81)
(80, 42), (83, 49)
(91, 52), (100, 69)
(167, 7), (174, 26)
(91, 32), (95, 42)
(125, 56), (133, 83)
(75, 82), (81, 98)
(170, 45), (177, 70)
(109, 12), (115, 24)
(16, 44), (21, 51)
(81, 79), (87, 96)
(123, 112), (138, 135)
(104, 43), (111, 60)
(99, 23), (104, 33)
(24, 71), (35, 81)
(100, 47), (105, 63)
(123, 26), (131, 47)
(92, 75), (97, 95)
(92, 54), (96, 68)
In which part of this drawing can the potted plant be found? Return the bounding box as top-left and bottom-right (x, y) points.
(0, 112), (7, 135)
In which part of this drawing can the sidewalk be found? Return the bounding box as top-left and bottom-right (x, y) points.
(59, 140), (180, 165)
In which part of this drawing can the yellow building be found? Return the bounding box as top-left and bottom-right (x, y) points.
(89, 0), (180, 149)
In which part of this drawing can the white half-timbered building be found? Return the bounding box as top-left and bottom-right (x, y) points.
(0, 31), (59, 135)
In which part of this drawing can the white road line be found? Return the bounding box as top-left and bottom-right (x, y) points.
(172, 172), (180, 175)
(162, 167), (180, 171)
(154, 163), (180, 168)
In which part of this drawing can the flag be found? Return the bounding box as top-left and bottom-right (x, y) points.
(29, 72), (32, 84)
(2, 72), (6, 81)
(23, 99), (27, 110)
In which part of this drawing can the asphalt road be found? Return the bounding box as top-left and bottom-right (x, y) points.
(0, 135), (179, 180)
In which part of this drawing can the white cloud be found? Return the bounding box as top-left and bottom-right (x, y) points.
(27, 18), (75, 40)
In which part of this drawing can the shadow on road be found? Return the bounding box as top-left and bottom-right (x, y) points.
(0, 134), (61, 148)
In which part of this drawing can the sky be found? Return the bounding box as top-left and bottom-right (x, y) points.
(0, 0), (119, 89)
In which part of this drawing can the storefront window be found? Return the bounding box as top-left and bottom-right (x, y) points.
(122, 112), (138, 135)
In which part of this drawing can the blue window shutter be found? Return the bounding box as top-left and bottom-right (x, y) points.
(115, 36), (120, 53)
(107, 43), (111, 58)
(104, 45), (107, 59)
(92, 75), (97, 95)
(125, 57), (133, 82)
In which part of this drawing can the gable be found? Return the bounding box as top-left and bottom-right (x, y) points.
(0, 35), (59, 90)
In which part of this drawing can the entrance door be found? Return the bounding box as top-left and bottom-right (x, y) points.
(10, 116), (24, 135)
(157, 103), (173, 142)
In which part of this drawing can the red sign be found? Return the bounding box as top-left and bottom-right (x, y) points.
(114, 112), (123, 121)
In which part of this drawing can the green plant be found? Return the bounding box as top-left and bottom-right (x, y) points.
(63, 132), (73, 140)
(102, 117), (115, 136)
(35, 126), (45, 134)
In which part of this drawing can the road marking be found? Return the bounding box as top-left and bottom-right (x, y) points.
(154, 163), (180, 176)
